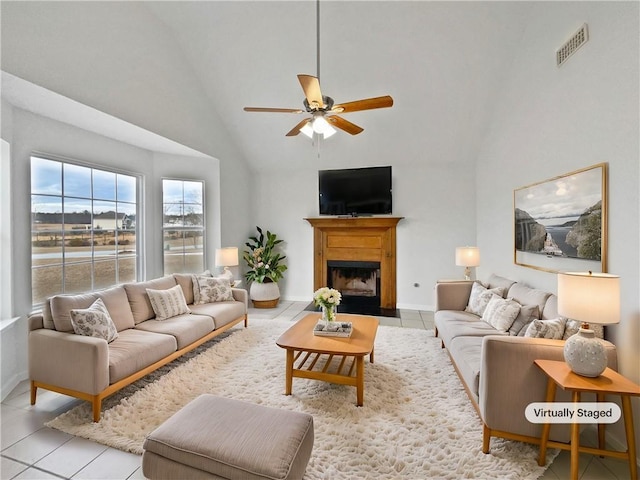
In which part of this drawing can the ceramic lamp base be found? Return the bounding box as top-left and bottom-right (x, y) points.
(563, 327), (607, 377)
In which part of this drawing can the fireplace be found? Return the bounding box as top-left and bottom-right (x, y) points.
(328, 261), (381, 306)
(305, 216), (403, 311)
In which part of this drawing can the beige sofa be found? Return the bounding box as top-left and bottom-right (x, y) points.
(434, 274), (618, 453)
(28, 274), (248, 422)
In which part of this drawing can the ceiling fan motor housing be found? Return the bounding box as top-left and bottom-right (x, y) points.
(304, 95), (334, 112)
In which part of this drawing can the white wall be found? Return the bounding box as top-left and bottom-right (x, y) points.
(476, 2), (639, 450)
(253, 162), (477, 309)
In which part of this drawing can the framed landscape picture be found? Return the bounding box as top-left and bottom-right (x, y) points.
(514, 163), (607, 273)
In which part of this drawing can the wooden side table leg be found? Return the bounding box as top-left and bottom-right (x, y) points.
(621, 395), (637, 480)
(570, 391), (581, 480)
(356, 356), (364, 407)
(369, 346), (374, 364)
(538, 378), (556, 466)
(285, 349), (294, 395)
(596, 393), (606, 455)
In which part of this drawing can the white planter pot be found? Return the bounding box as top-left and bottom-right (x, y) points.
(249, 281), (280, 308)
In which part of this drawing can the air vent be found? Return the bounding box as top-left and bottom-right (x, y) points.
(557, 24), (589, 67)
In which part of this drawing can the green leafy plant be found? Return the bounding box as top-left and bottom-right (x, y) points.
(243, 226), (287, 284)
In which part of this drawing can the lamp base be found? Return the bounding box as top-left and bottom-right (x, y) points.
(464, 267), (471, 281)
(563, 327), (607, 377)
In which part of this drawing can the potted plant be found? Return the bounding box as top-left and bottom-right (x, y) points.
(243, 226), (287, 308)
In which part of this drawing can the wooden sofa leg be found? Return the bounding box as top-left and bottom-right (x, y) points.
(482, 424), (491, 453)
(30, 381), (37, 405)
(244, 315), (248, 328)
(92, 397), (102, 423)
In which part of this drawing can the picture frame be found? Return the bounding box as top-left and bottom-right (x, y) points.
(514, 163), (607, 273)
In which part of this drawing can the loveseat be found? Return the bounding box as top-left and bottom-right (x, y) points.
(28, 273), (248, 422)
(434, 274), (618, 453)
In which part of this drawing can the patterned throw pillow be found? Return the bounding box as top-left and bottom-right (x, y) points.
(524, 318), (567, 340)
(191, 270), (212, 305)
(465, 282), (506, 316)
(70, 298), (119, 343)
(509, 304), (540, 336)
(194, 276), (234, 304)
(146, 284), (191, 320)
(481, 295), (521, 333)
(563, 319), (604, 339)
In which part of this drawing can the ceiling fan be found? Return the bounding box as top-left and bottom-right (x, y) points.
(243, 1), (393, 138)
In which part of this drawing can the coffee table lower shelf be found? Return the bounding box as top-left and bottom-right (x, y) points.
(285, 349), (372, 406)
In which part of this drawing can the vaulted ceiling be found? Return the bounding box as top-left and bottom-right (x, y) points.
(144, 1), (531, 170)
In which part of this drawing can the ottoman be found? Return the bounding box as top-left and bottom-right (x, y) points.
(142, 394), (314, 480)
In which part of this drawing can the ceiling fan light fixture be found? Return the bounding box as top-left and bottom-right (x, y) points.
(311, 114), (336, 137)
(301, 122), (314, 138)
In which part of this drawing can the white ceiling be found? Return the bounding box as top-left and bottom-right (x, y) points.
(144, 1), (532, 171)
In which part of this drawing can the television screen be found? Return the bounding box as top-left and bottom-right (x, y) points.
(319, 166), (392, 216)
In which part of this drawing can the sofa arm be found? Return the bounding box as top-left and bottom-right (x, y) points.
(479, 336), (618, 442)
(434, 281), (473, 311)
(232, 288), (248, 312)
(29, 329), (109, 395)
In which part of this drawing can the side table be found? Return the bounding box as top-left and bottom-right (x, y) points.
(535, 359), (640, 480)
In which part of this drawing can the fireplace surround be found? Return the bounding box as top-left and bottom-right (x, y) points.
(305, 217), (403, 310)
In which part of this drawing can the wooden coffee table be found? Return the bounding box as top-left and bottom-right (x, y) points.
(276, 313), (379, 406)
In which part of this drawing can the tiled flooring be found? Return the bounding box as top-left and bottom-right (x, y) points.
(1, 301), (631, 479)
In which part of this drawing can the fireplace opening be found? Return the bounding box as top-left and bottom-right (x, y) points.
(327, 261), (380, 307)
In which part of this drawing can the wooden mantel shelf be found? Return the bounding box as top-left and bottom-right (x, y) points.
(305, 216), (404, 309)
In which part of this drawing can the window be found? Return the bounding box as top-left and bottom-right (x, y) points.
(31, 156), (138, 305)
(162, 179), (205, 274)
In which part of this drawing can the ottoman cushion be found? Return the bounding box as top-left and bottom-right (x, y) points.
(142, 394), (314, 480)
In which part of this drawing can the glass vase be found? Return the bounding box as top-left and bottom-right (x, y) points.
(321, 305), (336, 326)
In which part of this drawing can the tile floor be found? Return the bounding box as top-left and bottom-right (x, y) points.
(1, 301), (632, 479)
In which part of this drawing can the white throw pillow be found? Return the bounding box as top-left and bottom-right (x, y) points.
(70, 298), (119, 343)
(194, 276), (234, 304)
(524, 318), (567, 340)
(482, 295), (521, 333)
(563, 319), (604, 340)
(146, 284), (191, 320)
(191, 270), (212, 304)
(465, 282), (505, 316)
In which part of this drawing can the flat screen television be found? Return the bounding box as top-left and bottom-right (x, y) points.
(319, 166), (392, 216)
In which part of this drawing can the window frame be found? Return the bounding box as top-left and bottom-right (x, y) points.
(161, 178), (206, 275)
(30, 154), (142, 307)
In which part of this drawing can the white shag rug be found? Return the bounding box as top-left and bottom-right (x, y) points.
(47, 318), (556, 479)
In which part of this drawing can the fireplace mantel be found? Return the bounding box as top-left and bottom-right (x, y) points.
(305, 217), (403, 309)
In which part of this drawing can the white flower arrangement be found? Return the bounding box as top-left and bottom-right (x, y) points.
(313, 287), (342, 309)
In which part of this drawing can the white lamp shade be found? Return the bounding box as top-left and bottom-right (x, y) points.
(557, 272), (620, 325)
(215, 247), (239, 267)
(455, 247), (480, 267)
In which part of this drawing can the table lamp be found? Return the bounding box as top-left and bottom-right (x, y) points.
(215, 247), (239, 283)
(557, 271), (620, 377)
(455, 247), (480, 280)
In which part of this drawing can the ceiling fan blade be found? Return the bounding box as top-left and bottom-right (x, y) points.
(244, 107), (304, 113)
(326, 115), (364, 135)
(297, 74), (324, 109)
(332, 95), (394, 114)
(286, 118), (311, 137)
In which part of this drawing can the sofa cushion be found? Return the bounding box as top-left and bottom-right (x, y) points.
(541, 294), (558, 320)
(465, 282), (505, 316)
(486, 274), (516, 295)
(524, 318), (567, 339)
(146, 284), (191, 320)
(189, 301), (246, 329)
(124, 276), (178, 324)
(507, 283), (551, 315)
(509, 304), (540, 336)
(435, 310), (507, 347)
(49, 286), (135, 333)
(135, 314), (215, 350)
(481, 296), (521, 333)
(448, 336), (483, 402)
(108, 329), (177, 383)
(70, 298), (119, 343)
(193, 276), (234, 304)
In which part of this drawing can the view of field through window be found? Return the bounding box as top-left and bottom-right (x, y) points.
(162, 179), (205, 274)
(30, 157), (138, 305)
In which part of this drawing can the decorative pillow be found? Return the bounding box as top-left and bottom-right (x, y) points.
(69, 298), (119, 343)
(146, 284), (191, 320)
(465, 282), (506, 316)
(191, 270), (213, 305)
(509, 304), (540, 336)
(524, 318), (567, 340)
(481, 295), (521, 333)
(194, 276), (234, 304)
(563, 319), (604, 340)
